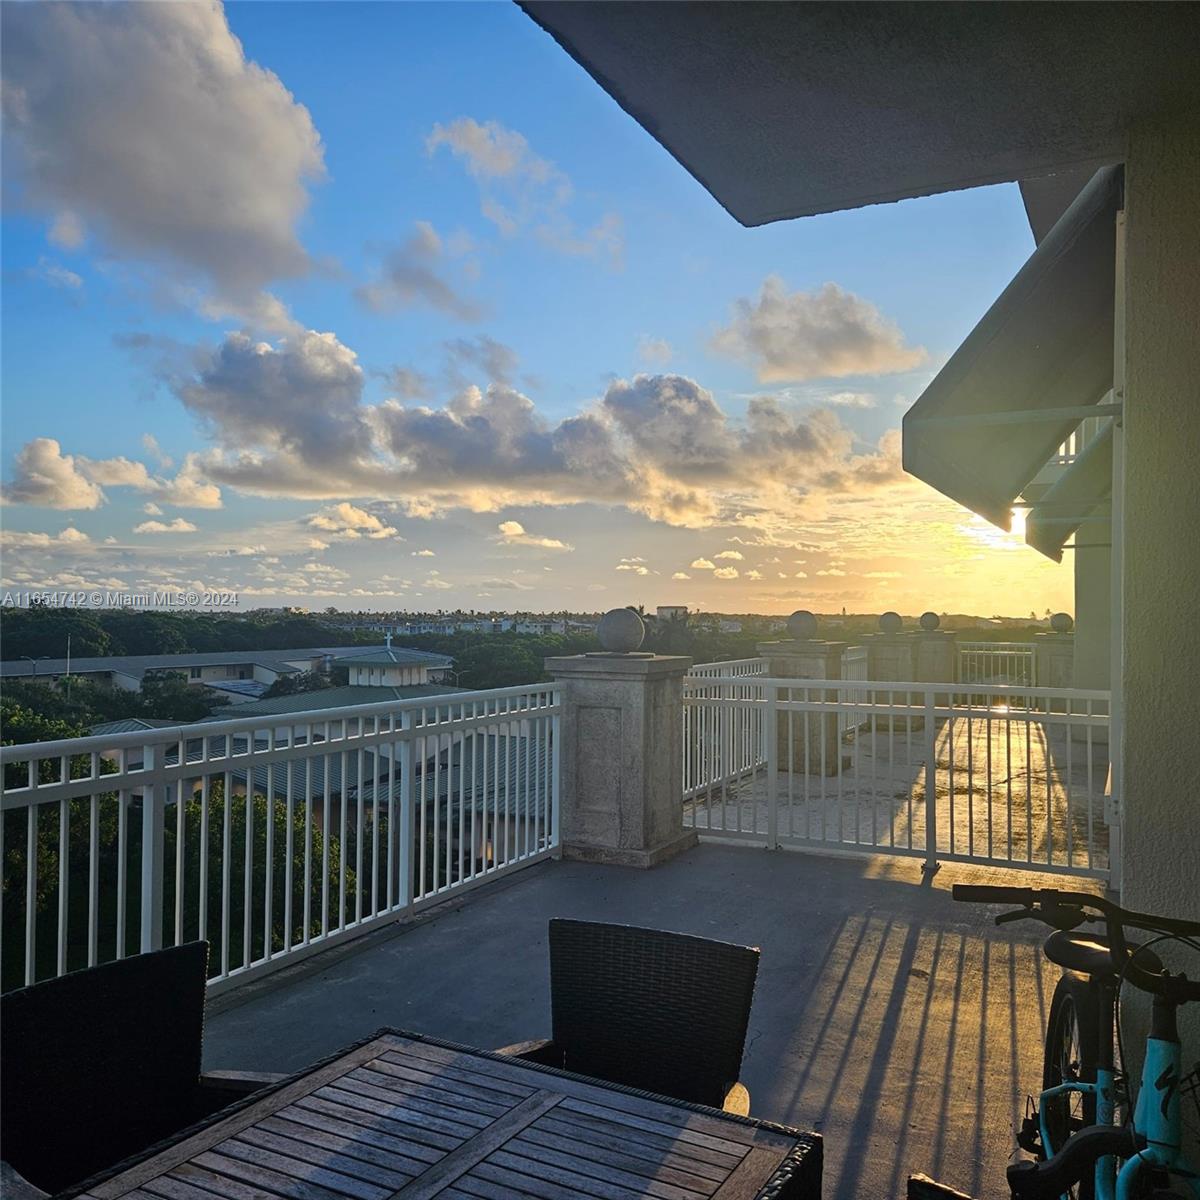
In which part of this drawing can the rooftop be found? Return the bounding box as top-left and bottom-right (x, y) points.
(335, 648), (454, 669)
(204, 843), (1086, 1200)
(0, 644), (402, 681)
(196, 682), (467, 721)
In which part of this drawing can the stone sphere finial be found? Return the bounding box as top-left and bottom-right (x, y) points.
(787, 610), (818, 640)
(879, 611), (903, 634)
(597, 607), (646, 653)
(1050, 612), (1074, 633)
(919, 611), (940, 631)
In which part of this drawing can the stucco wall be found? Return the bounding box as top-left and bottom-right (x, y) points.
(1121, 116), (1200, 1129)
(1121, 117), (1200, 923)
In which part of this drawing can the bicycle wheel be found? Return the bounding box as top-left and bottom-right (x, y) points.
(1042, 973), (1101, 1199)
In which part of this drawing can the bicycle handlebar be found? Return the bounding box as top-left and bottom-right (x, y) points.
(952, 884), (1200, 1002)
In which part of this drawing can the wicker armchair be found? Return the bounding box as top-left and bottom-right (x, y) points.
(499, 918), (760, 1112)
(0, 941), (284, 1196)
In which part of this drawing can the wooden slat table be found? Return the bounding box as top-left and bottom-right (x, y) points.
(72, 1030), (821, 1200)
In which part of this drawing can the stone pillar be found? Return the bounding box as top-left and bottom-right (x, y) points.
(862, 612), (920, 729)
(911, 612), (957, 684)
(546, 609), (695, 867)
(756, 611), (846, 776)
(1033, 613), (1075, 689)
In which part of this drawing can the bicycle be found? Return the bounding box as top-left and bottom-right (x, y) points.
(952, 884), (1200, 1200)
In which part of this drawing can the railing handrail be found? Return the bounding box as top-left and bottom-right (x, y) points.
(958, 641), (1036, 651)
(0, 681), (561, 762)
(684, 676), (1110, 701)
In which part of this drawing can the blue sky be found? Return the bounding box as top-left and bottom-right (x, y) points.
(1, 1), (1072, 616)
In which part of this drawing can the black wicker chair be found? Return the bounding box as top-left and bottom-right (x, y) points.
(0, 941), (283, 1196)
(499, 918), (761, 1112)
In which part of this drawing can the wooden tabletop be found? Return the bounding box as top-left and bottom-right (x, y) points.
(74, 1030), (820, 1200)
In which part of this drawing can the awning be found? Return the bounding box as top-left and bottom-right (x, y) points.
(901, 164), (1122, 530)
(1025, 420), (1114, 562)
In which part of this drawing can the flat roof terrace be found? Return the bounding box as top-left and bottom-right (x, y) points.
(205, 843), (1093, 1200)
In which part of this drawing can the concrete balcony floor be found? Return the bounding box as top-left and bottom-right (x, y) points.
(205, 843), (1098, 1200)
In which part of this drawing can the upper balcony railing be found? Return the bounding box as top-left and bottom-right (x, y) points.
(0, 683), (560, 994)
(682, 662), (1111, 880)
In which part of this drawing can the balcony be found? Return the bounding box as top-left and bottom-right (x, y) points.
(197, 844), (1087, 1200)
(0, 642), (1114, 1198)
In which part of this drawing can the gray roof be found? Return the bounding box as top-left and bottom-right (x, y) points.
(334, 648), (453, 669)
(198, 682), (466, 721)
(89, 717), (177, 737)
(0, 644), (395, 682)
(204, 679), (271, 699)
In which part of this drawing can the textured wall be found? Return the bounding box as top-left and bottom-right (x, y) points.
(1121, 117), (1200, 1132)
(1122, 117), (1200, 922)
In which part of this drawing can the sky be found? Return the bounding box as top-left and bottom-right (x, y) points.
(0, 0), (1074, 617)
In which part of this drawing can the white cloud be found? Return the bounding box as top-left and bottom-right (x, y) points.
(141, 433), (173, 470)
(412, 549), (436, 557)
(0, 526), (90, 548)
(710, 276), (927, 381)
(746, 569), (763, 580)
(1, 438), (104, 509)
(30, 257), (82, 290)
(616, 561), (650, 575)
(713, 566), (739, 580)
(816, 568), (846, 577)
(826, 392), (877, 409)
(2, 1), (325, 325)
(672, 571), (690, 580)
(714, 550), (743, 560)
(133, 517), (198, 534)
(637, 336), (672, 365)
(143, 502), (163, 516)
(427, 117), (622, 266)
(496, 519), (572, 551)
(355, 222), (482, 320)
(308, 502), (399, 540)
(690, 558), (715, 570)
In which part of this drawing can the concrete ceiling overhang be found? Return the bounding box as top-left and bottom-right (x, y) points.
(518, 1), (1199, 225)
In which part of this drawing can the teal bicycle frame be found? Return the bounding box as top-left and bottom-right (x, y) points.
(1038, 1001), (1199, 1200)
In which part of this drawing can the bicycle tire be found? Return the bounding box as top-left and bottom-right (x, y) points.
(1042, 973), (1102, 1200)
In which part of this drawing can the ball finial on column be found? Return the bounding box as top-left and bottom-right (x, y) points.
(1050, 612), (1074, 633)
(597, 607), (646, 653)
(787, 610), (818, 640)
(919, 611), (940, 631)
(879, 611), (903, 633)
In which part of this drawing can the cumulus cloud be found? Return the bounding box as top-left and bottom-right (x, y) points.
(637, 336), (672, 365)
(496, 520), (572, 551)
(2, 1), (324, 325)
(143, 502), (163, 516)
(179, 329), (370, 468)
(355, 222), (482, 320)
(713, 566), (739, 580)
(412, 549), (436, 557)
(307, 502), (399, 540)
(714, 550), (743, 560)
(710, 277), (926, 382)
(691, 558), (716, 570)
(672, 571), (691, 580)
(0, 526), (90, 548)
(427, 117), (622, 266)
(169, 331), (907, 528)
(134, 517), (198, 534)
(444, 335), (518, 386)
(1, 438), (104, 509)
(746, 569), (763, 580)
(616, 560), (649, 575)
(384, 366), (433, 401)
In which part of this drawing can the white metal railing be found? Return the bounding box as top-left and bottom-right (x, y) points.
(0, 684), (560, 993)
(1051, 414), (1109, 467)
(687, 658), (770, 680)
(958, 642), (1036, 687)
(683, 661), (769, 798)
(683, 676), (1112, 880)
